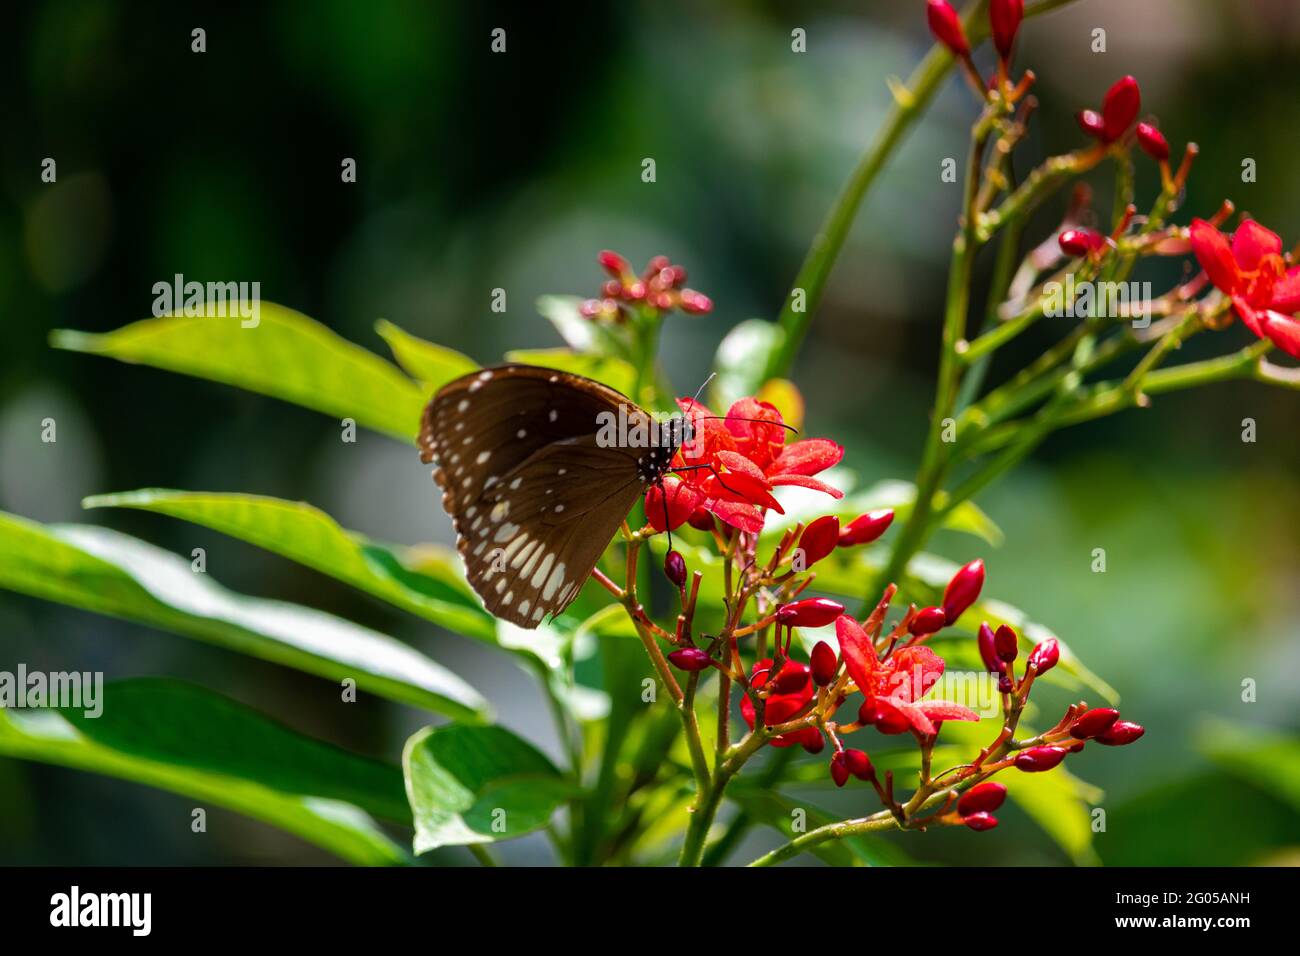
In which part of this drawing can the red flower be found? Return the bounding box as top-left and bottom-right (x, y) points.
(1077, 75), (1140, 145)
(836, 614), (980, 737)
(645, 396), (844, 534)
(1189, 218), (1300, 359)
(740, 658), (821, 750)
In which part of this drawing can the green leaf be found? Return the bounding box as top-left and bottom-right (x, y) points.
(374, 319), (478, 393)
(402, 724), (572, 853)
(711, 319), (785, 410)
(0, 511), (490, 721)
(503, 347), (637, 398)
(83, 489), (496, 643)
(536, 294), (628, 359)
(1198, 718), (1300, 813)
(0, 679), (410, 865)
(51, 303), (426, 442)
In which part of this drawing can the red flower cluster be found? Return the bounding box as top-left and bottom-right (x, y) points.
(580, 251), (712, 321)
(645, 397), (844, 534)
(1190, 218), (1300, 359)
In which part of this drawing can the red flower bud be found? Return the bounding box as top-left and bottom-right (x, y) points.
(839, 509), (894, 546)
(770, 661), (812, 695)
(776, 598), (845, 629)
(687, 507), (715, 532)
(598, 249), (630, 278)
(1065, 739), (1086, 753)
(664, 549), (687, 588)
(1101, 75), (1141, 143)
(942, 559), (985, 625)
(800, 730), (825, 754)
(1135, 121), (1169, 162)
(1076, 109), (1106, 139)
(998, 674), (1013, 694)
(1059, 228), (1107, 257)
(829, 752), (851, 787)
(963, 811), (999, 832)
(910, 605), (948, 636)
(1014, 745), (1068, 772)
(810, 640), (838, 687)
(642, 255), (671, 279)
(798, 515), (840, 568)
(994, 624), (1018, 663)
(1070, 707), (1120, 739)
(957, 781), (1007, 817)
(926, 0), (970, 57)
(843, 748), (874, 780)
(1096, 720), (1144, 746)
(1028, 637), (1059, 674)
(977, 622), (1004, 674)
(876, 708), (911, 735)
(989, 0), (1024, 59)
(678, 289), (713, 314)
(667, 647), (712, 672)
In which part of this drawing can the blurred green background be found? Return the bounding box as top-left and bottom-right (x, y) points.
(1, 0), (1297, 865)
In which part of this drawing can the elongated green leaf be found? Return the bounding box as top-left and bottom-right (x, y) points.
(0, 511), (489, 721)
(503, 348), (637, 398)
(375, 319), (478, 393)
(83, 489), (495, 642)
(0, 679), (409, 865)
(51, 303), (425, 442)
(1198, 719), (1300, 813)
(403, 724), (572, 853)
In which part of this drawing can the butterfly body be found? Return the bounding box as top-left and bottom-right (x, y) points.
(419, 365), (688, 628)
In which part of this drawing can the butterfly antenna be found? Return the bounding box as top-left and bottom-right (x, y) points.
(687, 373), (716, 415)
(700, 415), (799, 434)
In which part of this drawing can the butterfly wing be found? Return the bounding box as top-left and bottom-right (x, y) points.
(419, 365), (652, 627)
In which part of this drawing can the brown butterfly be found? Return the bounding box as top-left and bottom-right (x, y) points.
(418, 365), (694, 628)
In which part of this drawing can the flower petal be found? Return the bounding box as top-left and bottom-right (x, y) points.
(885, 646), (945, 703)
(769, 473), (845, 499)
(875, 697), (936, 736)
(1269, 266), (1300, 313)
(917, 701), (982, 722)
(1232, 295), (1267, 337)
(835, 614), (877, 696)
(1231, 219), (1283, 272)
(1261, 312), (1300, 360)
(707, 498), (766, 534)
(768, 438), (845, 477)
(645, 475), (705, 532)
(723, 398), (787, 471)
(1190, 218), (1241, 296)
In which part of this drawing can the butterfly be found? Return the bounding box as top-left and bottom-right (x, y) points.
(418, 365), (698, 628)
